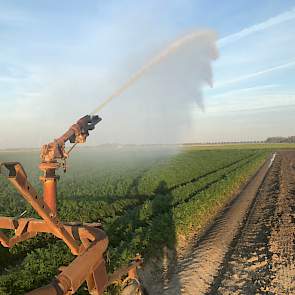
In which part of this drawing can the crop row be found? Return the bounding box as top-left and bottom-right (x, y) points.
(58, 150), (258, 222)
(0, 148), (269, 294)
(105, 150), (268, 270)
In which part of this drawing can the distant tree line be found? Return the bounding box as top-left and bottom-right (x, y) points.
(265, 136), (295, 143)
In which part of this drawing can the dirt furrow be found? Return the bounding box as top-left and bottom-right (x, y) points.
(214, 151), (295, 294)
(143, 154), (272, 295)
(142, 151), (295, 295)
(268, 152), (295, 294)
(213, 155), (280, 294)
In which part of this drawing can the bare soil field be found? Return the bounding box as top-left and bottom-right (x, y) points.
(215, 151), (295, 294)
(143, 150), (295, 294)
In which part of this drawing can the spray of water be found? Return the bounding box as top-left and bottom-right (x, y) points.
(91, 30), (218, 114)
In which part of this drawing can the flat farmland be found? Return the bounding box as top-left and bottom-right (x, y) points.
(0, 145), (281, 294)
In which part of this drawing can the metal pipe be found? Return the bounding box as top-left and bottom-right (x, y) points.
(26, 283), (62, 295)
(43, 178), (57, 215)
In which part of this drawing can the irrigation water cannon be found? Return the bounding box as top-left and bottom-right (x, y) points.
(40, 115), (101, 163)
(0, 115), (144, 295)
(39, 115), (101, 214)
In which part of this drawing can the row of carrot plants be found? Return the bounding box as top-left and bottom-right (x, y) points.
(0, 147), (269, 294)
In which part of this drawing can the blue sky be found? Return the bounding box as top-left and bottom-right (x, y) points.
(0, 1), (295, 147)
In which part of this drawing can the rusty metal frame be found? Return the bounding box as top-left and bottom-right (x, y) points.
(0, 115), (143, 295)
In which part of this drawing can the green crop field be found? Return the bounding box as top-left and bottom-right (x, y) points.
(0, 145), (276, 294)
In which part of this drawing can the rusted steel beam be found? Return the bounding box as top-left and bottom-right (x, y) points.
(0, 162), (81, 255)
(24, 285), (59, 295)
(0, 217), (106, 249)
(107, 256), (143, 286)
(0, 231), (9, 247)
(26, 238), (109, 295)
(0, 116), (144, 294)
(0, 216), (18, 229)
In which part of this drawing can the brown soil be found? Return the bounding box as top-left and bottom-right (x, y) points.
(214, 151), (295, 295)
(141, 151), (295, 295)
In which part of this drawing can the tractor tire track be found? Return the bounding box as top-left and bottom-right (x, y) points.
(143, 152), (272, 295)
(212, 151), (295, 294)
(267, 151), (295, 294)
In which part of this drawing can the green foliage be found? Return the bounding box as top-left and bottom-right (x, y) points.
(0, 242), (73, 294)
(0, 146), (269, 294)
